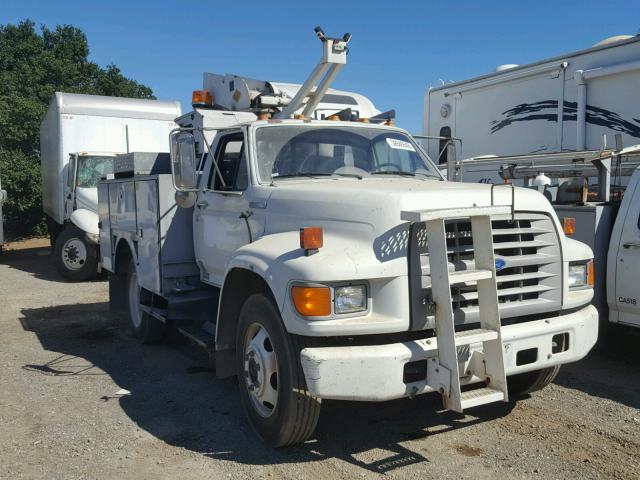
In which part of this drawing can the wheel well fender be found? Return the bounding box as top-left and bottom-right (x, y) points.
(215, 267), (276, 378)
(109, 237), (137, 312)
(69, 208), (99, 236)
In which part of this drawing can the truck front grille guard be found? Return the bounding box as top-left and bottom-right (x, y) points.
(407, 212), (562, 331)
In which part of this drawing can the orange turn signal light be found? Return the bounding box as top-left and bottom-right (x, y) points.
(300, 227), (323, 251)
(561, 217), (576, 235)
(192, 89), (213, 106)
(588, 261), (595, 287)
(291, 286), (331, 317)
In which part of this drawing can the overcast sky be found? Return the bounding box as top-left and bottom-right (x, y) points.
(4, 0), (640, 132)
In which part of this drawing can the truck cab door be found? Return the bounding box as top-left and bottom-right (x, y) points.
(610, 171), (640, 327)
(65, 154), (78, 219)
(193, 131), (252, 286)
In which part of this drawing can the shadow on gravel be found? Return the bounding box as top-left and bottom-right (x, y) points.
(19, 301), (516, 474)
(1, 246), (105, 283)
(554, 345), (640, 411)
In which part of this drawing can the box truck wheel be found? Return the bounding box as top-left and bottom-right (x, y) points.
(507, 366), (560, 396)
(236, 293), (321, 447)
(53, 225), (98, 282)
(125, 259), (166, 343)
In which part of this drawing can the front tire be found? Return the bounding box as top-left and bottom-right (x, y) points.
(53, 225), (98, 282)
(125, 259), (166, 343)
(236, 293), (321, 447)
(507, 366), (560, 397)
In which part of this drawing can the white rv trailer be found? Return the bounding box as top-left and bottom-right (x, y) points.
(423, 34), (640, 182)
(40, 93), (181, 280)
(422, 35), (640, 333)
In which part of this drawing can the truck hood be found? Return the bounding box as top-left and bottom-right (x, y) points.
(264, 178), (556, 238)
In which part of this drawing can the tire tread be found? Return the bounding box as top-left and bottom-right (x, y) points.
(508, 365), (561, 396)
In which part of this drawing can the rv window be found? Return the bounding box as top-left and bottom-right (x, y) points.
(439, 126), (451, 165)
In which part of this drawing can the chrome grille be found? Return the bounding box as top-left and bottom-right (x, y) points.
(413, 212), (562, 327)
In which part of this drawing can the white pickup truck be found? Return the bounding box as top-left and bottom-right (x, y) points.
(98, 29), (598, 447)
(606, 166), (640, 329)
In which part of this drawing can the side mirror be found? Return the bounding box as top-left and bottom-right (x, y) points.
(170, 131), (198, 191)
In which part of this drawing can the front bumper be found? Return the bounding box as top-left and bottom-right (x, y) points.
(300, 304), (598, 401)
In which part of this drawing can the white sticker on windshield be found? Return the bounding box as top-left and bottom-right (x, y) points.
(386, 138), (415, 151)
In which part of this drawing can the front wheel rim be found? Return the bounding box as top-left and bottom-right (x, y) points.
(61, 238), (87, 271)
(244, 322), (278, 418)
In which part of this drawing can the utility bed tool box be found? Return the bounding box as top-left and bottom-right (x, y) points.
(113, 152), (171, 178)
(98, 173), (198, 295)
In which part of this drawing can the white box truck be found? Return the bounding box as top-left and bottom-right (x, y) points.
(98, 29), (597, 447)
(40, 92), (181, 281)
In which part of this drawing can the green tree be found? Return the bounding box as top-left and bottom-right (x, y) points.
(0, 20), (155, 238)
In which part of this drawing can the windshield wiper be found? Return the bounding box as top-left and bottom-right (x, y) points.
(332, 172), (363, 179)
(370, 170), (416, 177)
(272, 172), (333, 179)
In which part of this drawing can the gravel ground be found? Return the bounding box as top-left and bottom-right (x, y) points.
(0, 238), (638, 480)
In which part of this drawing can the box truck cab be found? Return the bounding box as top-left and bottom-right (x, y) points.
(40, 92), (181, 281)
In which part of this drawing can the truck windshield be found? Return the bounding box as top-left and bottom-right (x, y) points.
(254, 125), (441, 182)
(76, 156), (114, 188)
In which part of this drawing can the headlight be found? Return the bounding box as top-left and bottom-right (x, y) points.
(568, 262), (592, 288)
(85, 232), (99, 244)
(334, 285), (367, 314)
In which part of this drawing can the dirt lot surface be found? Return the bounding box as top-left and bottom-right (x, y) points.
(1, 238), (639, 479)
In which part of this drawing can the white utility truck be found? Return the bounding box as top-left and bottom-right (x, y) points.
(99, 28), (598, 447)
(493, 147), (640, 333)
(421, 34), (640, 333)
(40, 92), (181, 281)
(0, 174), (6, 252)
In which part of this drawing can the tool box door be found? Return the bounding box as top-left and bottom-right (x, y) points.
(135, 179), (161, 293)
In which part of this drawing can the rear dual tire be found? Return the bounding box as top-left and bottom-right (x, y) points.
(125, 259), (166, 343)
(507, 366), (560, 396)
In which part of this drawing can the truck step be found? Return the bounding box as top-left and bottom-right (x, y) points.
(448, 269), (493, 284)
(455, 328), (498, 345)
(460, 386), (505, 409)
(139, 305), (167, 322)
(177, 325), (215, 349)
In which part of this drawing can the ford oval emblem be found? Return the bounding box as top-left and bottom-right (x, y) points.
(495, 258), (506, 271)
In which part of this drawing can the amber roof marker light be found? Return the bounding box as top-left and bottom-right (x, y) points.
(561, 217), (576, 235)
(192, 90), (213, 108)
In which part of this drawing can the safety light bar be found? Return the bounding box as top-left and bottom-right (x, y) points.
(192, 90), (213, 108)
